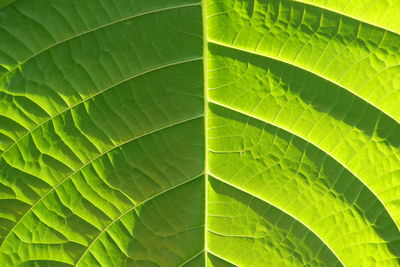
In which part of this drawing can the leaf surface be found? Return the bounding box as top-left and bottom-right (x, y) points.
(0, 0), (399, 266)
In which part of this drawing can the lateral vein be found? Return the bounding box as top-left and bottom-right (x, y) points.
(208, 173), (345, 266)
(0, 57), (202, 159)
(75, 173), (204, 265)
(208, 99), (400, 232)
(0, 114), (204, 250)
(207, 39), (400, 125)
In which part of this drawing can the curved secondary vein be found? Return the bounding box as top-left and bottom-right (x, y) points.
(289, 0), (400, 35)
(208, 173), (345, 266)
(0, 0), (15, 11)
(0, 114), (204, 250)
(207, 250), (238, 266)
(74, 173), (204, 266)
(0, 57), (202, 159)
(0, 2), (201, 82)
(178, 250), (204, 266)
(208, 99), (400, 232)
(207, 39), (400, 125)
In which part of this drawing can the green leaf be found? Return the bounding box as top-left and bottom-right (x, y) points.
(0, 0), (399, 266)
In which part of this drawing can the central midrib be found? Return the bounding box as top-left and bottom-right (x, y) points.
(201, 0), (209, 265)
